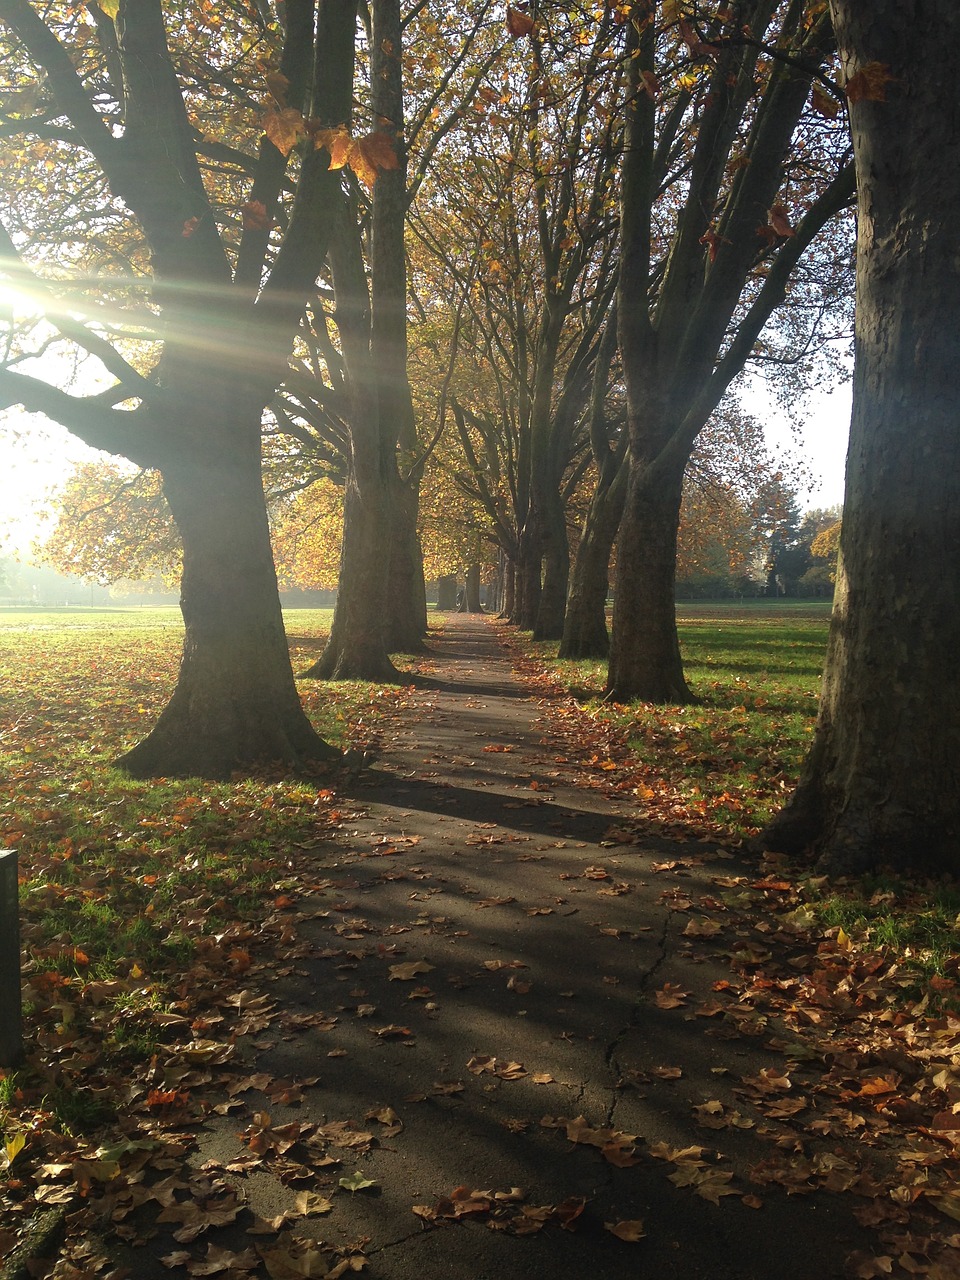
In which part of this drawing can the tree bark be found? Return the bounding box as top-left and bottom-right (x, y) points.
(385, 475), (427, 651)
(762, 0), (960, 874)
(607, 4), (851, 703)
(533, 489), (569, 641)
(436, 574), (458, 610)
(607, 455), (692, 702)
(306, 466), (399, 682)
(373, 0), (426, 655)
(500, 553), (516, 619)
(515, 520), (541, 629)
(458, 562), (484, 613)
(559, 458), (626, 659)
(120, 415), (337, 778)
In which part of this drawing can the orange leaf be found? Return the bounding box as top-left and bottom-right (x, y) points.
(768, 204), (795, 238)
(506, 6), (535, 37)
(315, 125), (354, 170)
(700, 227), (720, 262)
(241, 200), (275, 232)
(811, 83), (840, 118)
(640, 69), (659, 100)
(263, 106), (306, 156)
(607, 1219), (646, 1241)
(653, 982), (689, 1009)
(264, 70), (290, 106)
(358, 130), (400, 174)
(844, 62), (895, 104)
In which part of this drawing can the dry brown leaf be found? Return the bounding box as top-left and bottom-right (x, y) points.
(606, 1219), (646, 1241)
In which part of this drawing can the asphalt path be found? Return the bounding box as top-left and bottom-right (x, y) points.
(112, 614), (877, 1280)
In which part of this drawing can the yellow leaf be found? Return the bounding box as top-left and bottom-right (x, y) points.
(315, 126), (354, 170)
(2, 1132), (25, 1168)
(293, 1191), (333, 1216)
(388, 960), (434, 981)
(606, 1219), (645, 1241)
(264, 106), (306, 157)
(98, 0), (120, 18)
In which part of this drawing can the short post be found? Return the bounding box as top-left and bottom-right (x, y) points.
(0, 849), (24, 1067)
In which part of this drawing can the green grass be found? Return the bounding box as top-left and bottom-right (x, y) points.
(0, 605), (414, 1081)
(518, 605), (831, 837)
(816, 878), (960, 999)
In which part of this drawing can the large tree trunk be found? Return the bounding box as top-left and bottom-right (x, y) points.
(500, 553), (516, 619)
(305, 466), (399, 682)
(436, 574), (458, 610)
(533, 491), (569, 641)
(385, 475), (427, 651)
(515, 520), (541, 629)
(119, 428), (337, 778)
(606, 455), (692, 702)
(458, 562), (484, 613)
(762, 0), (960, 875)
(559, 460), (626, 659)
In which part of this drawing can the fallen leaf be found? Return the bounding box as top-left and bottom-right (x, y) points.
(339, 1170), (378, 1192)
(606, 1219), (646, 1241)
(388, 960), (435, 981)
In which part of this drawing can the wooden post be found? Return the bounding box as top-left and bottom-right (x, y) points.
(0, 849), (23, 1067)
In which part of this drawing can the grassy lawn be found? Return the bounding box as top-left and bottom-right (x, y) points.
(509, 601), (960, 1001)
(515, 603), (830, 839)
(0, 605), (413, 1086)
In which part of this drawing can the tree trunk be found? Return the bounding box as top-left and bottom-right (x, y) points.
(385, 475), (427, 651)
(436, 574), (458, 610)
(515, 520), (541, 629)
(533, 492), (569, 641)
(458, 562), (484, 613)
(500, 554), (515, 619)
(559, 460), (626, 659)
(762, 0), (960, 875)
(119, 432), (337, 779)
(304, 466), (399, 682)
(606, 456), (693, 702)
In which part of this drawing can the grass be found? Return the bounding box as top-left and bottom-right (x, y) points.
(509, 600), (959, 1011)
(518, 604), (830, 837)
(0, 605), (418, 1092)
(816, 878), (960, 998)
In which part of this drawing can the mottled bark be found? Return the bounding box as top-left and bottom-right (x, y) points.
(500, 555), (516, 619)
(515, 520), (541, 629)
(458, 562), (484, 613)
(385, 476), (427, 651)
(533, 489), (569, 641)
(120, 422), (337, 778)
(607, 456), (692, 702)
(559, 458), (626, 659)
(762, 0), (960, 874)
(608, 5), (851, 703)
(436, 575), (458, 610)
(305, 468), (399, 682)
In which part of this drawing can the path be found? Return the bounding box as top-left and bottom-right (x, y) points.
(120, 617), (878, 1279)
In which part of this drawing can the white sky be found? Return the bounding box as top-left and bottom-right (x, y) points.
(0, 382), (852, 559)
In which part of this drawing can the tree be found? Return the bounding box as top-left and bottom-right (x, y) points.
(608, 0), (854, 701)
(0, 0), (371, 776)
(37, 462), (180, 587)
(408, 7), (622, 639)
(762, 1), (960, 874)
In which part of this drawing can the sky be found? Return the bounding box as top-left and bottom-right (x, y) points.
(0, 382), (853, 561)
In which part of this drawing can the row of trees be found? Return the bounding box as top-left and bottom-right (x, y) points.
(0, 0), (955, 874)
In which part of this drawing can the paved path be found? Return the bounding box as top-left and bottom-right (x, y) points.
(122, 616), (875, 1279)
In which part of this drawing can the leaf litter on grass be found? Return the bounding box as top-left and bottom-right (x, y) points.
(3, 611), (960, 1279)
